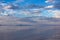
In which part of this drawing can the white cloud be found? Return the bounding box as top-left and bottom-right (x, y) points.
(45, 5), (54, 9)
(46, 10), (60, 18)
(3, 5), (12, 10)
(52, 10), (60, 18)
(45, 0), (49, 3)
(18, 9), (41, 16)
(45, 0), (55, 3)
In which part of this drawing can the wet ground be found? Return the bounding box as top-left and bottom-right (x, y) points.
(0, 16), (60, 40)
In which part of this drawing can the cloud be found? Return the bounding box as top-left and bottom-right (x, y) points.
(0, 2), (20, 10)
(45, 0), (60, 10)
(45, 0), (60, 9)
(45, 0), (55, 9)
(45, 0), (55, 3)
(52, 10), (60, 18)
(3, 5), (12, 9)
(0, 0), (22, 10)
(45, 5), (54, 9)
(46, 10), (60, 18)
(8, 5), (20, 10)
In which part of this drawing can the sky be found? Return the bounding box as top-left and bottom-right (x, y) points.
(0, 0), (60, 18)
(0, 0), (46, 7)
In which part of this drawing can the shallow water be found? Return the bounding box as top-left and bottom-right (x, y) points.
(0, 16), (60, 40)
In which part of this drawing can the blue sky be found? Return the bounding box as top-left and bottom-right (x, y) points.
(0, 0), (60, 18)
(0, 0), (54, 9)
(0, 0), (60, 9)
(0, 0), (46, 6)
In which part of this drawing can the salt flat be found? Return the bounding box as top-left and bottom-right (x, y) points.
(0, 16), (60, 40)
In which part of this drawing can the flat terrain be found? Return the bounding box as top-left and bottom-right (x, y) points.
(0, 16), (60, 40)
